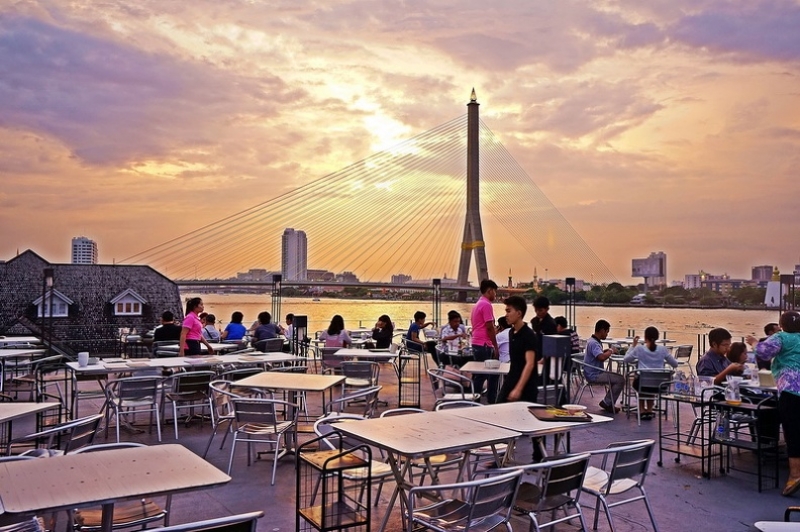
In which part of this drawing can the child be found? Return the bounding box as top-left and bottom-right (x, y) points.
(696, 328), (743, 385)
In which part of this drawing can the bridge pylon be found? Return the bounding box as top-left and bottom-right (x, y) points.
(456, 89), (489, 301)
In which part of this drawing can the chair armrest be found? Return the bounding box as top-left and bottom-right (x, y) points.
(785, 506), (800, 522)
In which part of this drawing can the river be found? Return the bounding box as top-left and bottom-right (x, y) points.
(184, 292), (779, 354)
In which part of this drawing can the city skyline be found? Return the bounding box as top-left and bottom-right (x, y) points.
(1, 2), (799, 283)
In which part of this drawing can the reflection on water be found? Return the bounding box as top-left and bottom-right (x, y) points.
(186, 292), (778, 359)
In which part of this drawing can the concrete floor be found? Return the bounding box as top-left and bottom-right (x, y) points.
(21, 358), (800, 532)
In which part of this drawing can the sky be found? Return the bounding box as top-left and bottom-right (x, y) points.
(1, 0), (799, 285)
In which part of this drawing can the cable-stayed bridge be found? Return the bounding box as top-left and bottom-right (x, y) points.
(121, 94), (616, 289)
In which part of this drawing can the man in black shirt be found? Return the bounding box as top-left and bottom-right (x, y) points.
(498, 296), (538, 404)
(153, 311), (182, 342)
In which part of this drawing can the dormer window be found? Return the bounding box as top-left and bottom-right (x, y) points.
(33, 289), (73, 318)
(110, 289), (147, 316)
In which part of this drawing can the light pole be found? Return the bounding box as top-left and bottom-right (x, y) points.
(42, 268), (54, 357)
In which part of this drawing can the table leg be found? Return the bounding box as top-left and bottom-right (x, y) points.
(100, 502), (114, 532)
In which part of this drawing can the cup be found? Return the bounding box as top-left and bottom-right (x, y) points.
(78, 351), (89, 367)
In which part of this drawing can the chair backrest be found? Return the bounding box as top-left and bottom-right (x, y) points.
(325, 386), (382, 418)
(521, 453), (591, 507)
(145, 512), (263, 532)
(427, 368), (470, 399)
(0, 516), (45, 532)
(341, 361), (379, 384)
(320, 347), (342, 370)
(71, 442), (146, 454)
(220, 368), (263, 382)
(209, 380), (240, 420)
(604, 440), (655, 491)
(462, 469), (523, 529)
(673, 345), (693, 361)
(172, 371), (216, 395)
(636, 369), (674, 390)
(379, 407), (425, 418)
(254, 338), (283, 353)
(62, 414), (103, 452)
(313, 413), (367, 450)
(434, 400), (482, 411)
(113, 376), (161, 402)
(232, 397), (296, 427)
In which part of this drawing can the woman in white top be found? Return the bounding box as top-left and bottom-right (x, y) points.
(496, 316), (510, 363)
(623, 326), (679, 419)
(319, 314), (352, 348)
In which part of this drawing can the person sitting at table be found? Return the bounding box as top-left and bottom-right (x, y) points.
(584, 319), (626, 414)
(696, 327), (743, 385)
(757, 322), (780, 370)
(179, 297), (214, 356)
(554, 316), (581, 354)
(201, 313), (221, 342)
(153, 311), (182, 342)
(252, 311), (281, 351)
(440, 310), (468, 354)
(623, 326), (679, 420)
(496, 316), (510, 363)
(371, 314), (394, 349)
(727, 342), (749, 365)
(320, 315), (352, 348)
(405, 310), (437, 360)
(221, 311), (247, 342)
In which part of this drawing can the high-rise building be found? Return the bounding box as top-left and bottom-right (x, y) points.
(632, 251), (666, 288)
(281, 228), (307, 281)
(71, 236), (98, 264)
(752, 265), (773, 282)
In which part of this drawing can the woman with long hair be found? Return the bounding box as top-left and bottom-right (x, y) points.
(179, 297), (214, 356)
(623, 326), (679, 420)
(748, 311), (800, 496)
(371, 314), (394, 349)
(319, 314), (351, 348)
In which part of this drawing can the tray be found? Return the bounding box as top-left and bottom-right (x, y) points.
(528, 406), (592, 422)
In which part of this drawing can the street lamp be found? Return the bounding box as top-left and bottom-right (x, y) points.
(42, 268), (54, 355)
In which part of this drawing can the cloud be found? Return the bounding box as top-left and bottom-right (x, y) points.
(0, 15), (300, 165)
(670, 1), (800, 62)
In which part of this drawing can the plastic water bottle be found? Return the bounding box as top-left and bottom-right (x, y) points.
(715, 413), (729, 441)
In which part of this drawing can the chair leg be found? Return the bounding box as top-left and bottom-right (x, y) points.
(154, 405), (162, 442)
(641, 487), (659, 532)
(203, 425), (220, 459)
(227, 435), (238, 475)
(173, 403), (179, 440)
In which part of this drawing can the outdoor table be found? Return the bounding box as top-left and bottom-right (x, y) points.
(0, 444), (231, 532)
(444, 401), (611, 457)
(332, 348), (396, 362)
(0, 403), (59, 453)
(333, 410), (520, 532)
(459, 360), (509, 398)
(233, 372), (345, 430)
(0, 338), (41, 347)
(155, 342), (242, 354)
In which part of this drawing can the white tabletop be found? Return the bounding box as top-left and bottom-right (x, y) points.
(0, 349), (47, 359)
(0, 403), (58, 424)
(67, 352), (303, 374)
(155, 342), (242, 353)
(333, 410), (520, 458)
(459, 361), (510, 375)
(332, 348), (396, 361)
(0, 337), (41, 347)
(235, 372), (345, 393)
(754, 523), (800, 531)
(444, 401), (612, 437)
(0, 444), (230, 525)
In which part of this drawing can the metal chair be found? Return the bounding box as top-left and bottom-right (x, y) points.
(104, 376), (163, 442)
(202, 380), (241, 458)
(320, 347), (344, 374)
(508, 453), (592, 532)
(70, 443), (171, 532)
(629, 369), (674, 425)
(144, 511), (263, 532)
(341, 361), (380, 389)
(0, 518), (44, 532)
(581, 439), (659, 532)
(427, 368), (480, 406)
(227, 397), (298, 484)
(313, 413), (395, 507)
(407, 468), (523, 532)
(7, 414), (102, 456)
(164, 370), (215, 439)
(252, 338), (283, 353)
(324, 386), (382, 418)
(672, 345), (694, 375)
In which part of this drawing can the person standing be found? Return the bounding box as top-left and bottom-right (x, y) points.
(179, 297), (214, 356)
(470, 279), (500, 403)
(497, 296), (538, 403)
(748, 311), (800, 496)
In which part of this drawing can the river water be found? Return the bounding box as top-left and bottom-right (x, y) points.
(185, 292), (779, 356)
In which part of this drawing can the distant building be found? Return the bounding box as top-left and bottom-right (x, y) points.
(0, 250), (181, 354)
(685, 271), (726, 290)
(632, 251), (666, 288)
(71, 236), (98, 265)
(701, 277), (756, 294)
(336, 271), (359, 284)
(752, 265), (773, 282)
(236, 269), (276, 282)
(307, 269), (335, 282)
(281, 228), (307, 281)
(391, 274), (412, 285)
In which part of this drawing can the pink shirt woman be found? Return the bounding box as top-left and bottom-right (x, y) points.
(179, 297), (214, 356)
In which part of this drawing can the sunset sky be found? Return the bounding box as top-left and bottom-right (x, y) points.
(1, 1), (798, 285)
